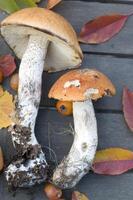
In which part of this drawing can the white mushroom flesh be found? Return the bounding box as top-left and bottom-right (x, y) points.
(6, 35), (49, 188)
(64, 80), (80, 88)
(52, 99), (98, 189)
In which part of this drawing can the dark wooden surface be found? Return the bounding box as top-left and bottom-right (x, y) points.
(1, 0), (133, 200)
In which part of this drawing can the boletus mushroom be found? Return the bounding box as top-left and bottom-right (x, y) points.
(1, 8), (82, 188)
(49, 69), (116, 189)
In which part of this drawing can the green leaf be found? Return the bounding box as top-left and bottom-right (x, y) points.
(15, 0), (37, 8)
(0, 0), (38, 14)
(33, 0), (41, 2)
(0, 0), (19, 13)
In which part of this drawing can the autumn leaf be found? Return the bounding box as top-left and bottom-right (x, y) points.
(72, 191), (90, 200)
(0, 0), (19, 14)
(0, 90), (14, 129)
(79, 14), (130, 44)
(123, 87), (133, 132)
(0, 86), (4, 97)
(92, 148), (133, 175)
(0, 0), (37, 14)
(0, 55), (16, 77)
(46, 0), (62, 9)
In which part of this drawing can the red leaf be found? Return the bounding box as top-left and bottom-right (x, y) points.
(0, 54), (16, 77)
(92, 160), (133, 175)
(79, 14), (129, 44)
(46, 0), (62, 9)
(123, 87), (133, 131)
(92, 148), (133, 175)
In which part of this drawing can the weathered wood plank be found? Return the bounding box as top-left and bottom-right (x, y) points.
(1, 172), (133, 200)
(53, 1), (133, 55)
(0, 1), (133, 110)
(1, 2), (133, 55)
(66, 0), (133, 3)
(0, 1), (133, 200)
(35, 109), (133, 151)
(77, 173), (133, 200)
(0, 109), (133, 200)
(1, 2), (133, 110)
(40, 54), (133, 111)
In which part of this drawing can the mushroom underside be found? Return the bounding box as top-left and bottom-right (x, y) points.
(52, 99), (98, 189)
(1, 25), (81, 72)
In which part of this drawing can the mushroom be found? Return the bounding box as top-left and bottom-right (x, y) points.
(1, 8), (82, 187)
(49, 69), (116, 189)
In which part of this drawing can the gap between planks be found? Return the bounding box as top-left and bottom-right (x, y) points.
(39, 106), (122, 114)
(66, 0), (133, 5)
(83, 51), (133, 59)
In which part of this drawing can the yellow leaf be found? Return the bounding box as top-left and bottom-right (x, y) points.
(92, 148), (133, 175)
(94, 148), (133, 162)
(0, 91), (14, 128)
(46, 0), (62, 9)
(0, 86), (3, 97)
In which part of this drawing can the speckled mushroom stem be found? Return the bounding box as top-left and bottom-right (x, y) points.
(52, 99), (98, 189)
(6, 35), (49, 188)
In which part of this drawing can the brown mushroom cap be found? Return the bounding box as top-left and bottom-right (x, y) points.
(49, 69), (116, 101)
(1, 8), (83, 72)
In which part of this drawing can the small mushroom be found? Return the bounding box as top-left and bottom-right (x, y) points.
(1, 8), (82, 187)
(49, 69), (116, 189)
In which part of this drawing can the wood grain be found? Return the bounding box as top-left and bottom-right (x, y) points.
(0, 1), (133, 199)
(40, 54), (133, 110)
(53, 1), (133, 55)
(0, 109), (133, 200)
(1, 2), (133, 55)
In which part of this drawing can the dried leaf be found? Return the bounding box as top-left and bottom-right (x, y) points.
(0, 90), (14, 128)
(92, 148), (133, 175)
(47, 0), (62, 9)
(72, 191), (89, 200)
(123, 87), (133, 131)
(0, 86), (4, 97)
(0, 55), (16, 77)
(0, 0), (19, 14)
(79, 14), (130, 44)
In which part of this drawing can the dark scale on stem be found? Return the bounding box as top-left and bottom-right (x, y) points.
(6, 144), (48, 188)
(10, 124), (31, 154)
(5, 35), (49, 188)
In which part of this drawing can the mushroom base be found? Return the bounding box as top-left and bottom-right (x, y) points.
(6, 144), (48, 188)
(52, 99), (98, 189)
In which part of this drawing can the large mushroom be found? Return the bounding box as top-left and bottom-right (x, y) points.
(1, 8), (82, 187)
(49, 69), (116, 189)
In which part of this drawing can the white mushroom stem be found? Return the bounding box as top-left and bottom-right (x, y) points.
(6, 35), (49, 188)
(53, 99), (98, 189)
(14, 35), (49, 147)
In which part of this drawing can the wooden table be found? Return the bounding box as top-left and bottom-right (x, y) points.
(0, 0), (133, 199)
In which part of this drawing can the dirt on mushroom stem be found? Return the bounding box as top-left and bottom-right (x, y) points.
(1, 7), (83, 189)
(52, 99), (98, 189)
(6, 35), (49, 187)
